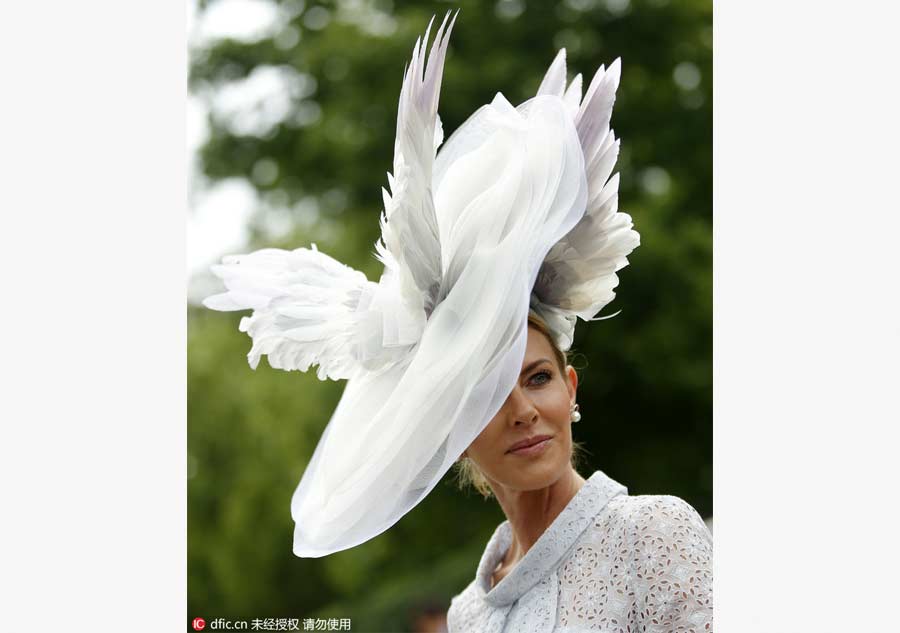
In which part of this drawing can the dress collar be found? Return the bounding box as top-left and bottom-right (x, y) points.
(475, 470), (627, 607)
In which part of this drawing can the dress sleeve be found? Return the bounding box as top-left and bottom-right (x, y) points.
(627, 495), (713, 632)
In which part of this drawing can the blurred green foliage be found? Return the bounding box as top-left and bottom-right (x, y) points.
(188, 0), (711, 630)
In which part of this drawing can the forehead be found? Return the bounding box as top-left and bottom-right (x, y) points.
(524, 325), (556, 361)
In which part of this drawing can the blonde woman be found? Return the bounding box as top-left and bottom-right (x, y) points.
(205, 13), (710, 632)
(448, 313), (712, 632)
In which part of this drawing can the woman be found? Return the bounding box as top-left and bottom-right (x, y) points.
(204, 13), (710, 630)
(447, 313), (713, 632)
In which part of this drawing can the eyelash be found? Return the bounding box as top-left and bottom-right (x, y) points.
(529, 370), (552, 386)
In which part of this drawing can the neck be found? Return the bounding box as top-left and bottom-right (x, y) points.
(491, 467), (586, 565)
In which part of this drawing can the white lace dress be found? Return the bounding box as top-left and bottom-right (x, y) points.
(447, 471), (713, 633)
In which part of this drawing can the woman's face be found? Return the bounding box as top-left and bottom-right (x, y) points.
(465, 326), (578, 493)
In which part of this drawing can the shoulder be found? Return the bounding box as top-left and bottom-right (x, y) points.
(571, 493), (710, 542)
(617, 495), (714, 628)
(561, 493), (712, 583)
(559, 494), (713, 630)
(559, 493), (709, 569)
(607, 494), (711, 539)
(596, 493), (712, 567)
(447, 520), (512, 632)
(447, 579), (489, 633)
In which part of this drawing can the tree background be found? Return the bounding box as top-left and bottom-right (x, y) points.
(188, 0), (711, 630)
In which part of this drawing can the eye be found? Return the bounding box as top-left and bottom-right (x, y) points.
(528, 370), (552, 386)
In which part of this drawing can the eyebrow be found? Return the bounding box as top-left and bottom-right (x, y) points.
(520, 358), (552, 376)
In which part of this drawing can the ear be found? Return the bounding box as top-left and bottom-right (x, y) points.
(565, 365), (578, 406)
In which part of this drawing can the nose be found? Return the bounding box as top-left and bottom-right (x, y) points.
(505, 384), (538, 427)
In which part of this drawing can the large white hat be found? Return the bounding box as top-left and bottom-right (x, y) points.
(203, 12), (639, 557)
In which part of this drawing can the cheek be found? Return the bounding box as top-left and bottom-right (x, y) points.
(468, 411), (507, 456)
(535, 386), (572, 424)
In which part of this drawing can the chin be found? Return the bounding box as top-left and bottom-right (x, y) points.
(501, 442), (571, 491)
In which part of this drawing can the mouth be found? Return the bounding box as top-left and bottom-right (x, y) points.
(506, 434), (553, 456)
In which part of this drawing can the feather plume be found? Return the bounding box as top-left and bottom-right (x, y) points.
(375, 11), (457, 316)
(531, 53), (640, 349)
(204, 246), (423, 380)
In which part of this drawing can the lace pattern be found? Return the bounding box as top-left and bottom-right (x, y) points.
(447, 471), (713, 632)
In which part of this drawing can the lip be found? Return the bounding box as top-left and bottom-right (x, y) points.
(506, 434), (553, 455)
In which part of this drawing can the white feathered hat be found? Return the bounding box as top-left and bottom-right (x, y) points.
(203, 12), (639, 557)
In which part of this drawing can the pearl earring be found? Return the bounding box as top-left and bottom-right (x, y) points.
(570, 403), (581, 423)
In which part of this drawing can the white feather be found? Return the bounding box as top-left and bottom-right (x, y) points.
(563, 72), (583, 117)
(204, 17), (458, 380)
(531, 53), (640, 349)
(203, 246), (423, 380)
(375, 11), (457, 316)
(536, 48), (567, 97)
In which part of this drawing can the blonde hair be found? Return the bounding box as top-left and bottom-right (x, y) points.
(455, 312), (584, 498)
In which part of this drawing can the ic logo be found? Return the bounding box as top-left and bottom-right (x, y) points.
(192, 617), (206, 630)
